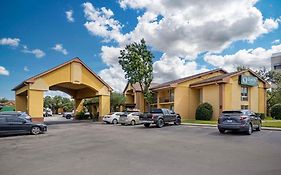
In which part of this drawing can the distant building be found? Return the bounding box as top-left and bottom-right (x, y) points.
(271, 52), (281, 72)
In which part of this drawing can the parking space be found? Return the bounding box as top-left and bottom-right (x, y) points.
(0, 123), (280, 175)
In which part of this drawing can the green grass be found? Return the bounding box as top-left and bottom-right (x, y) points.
(182, 119), (281, 128)
(182, 119), (217, 125)
(262, 120), (281, 128)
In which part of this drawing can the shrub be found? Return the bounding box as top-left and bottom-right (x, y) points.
(75, 111), (89, 120)
(195, 102), (213, 120)
(256, 113), (265, 120)
(271, 104), (281, 120)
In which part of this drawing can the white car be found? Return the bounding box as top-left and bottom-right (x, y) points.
(103, 112), (124, 124)
(43, 108), (53, 117)
(119, 112), (142, 126)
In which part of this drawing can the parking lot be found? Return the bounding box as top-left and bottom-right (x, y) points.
(0, 123), (281, 175)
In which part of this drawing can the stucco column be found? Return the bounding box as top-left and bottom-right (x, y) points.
(74, 99), (84, 115)
(15, 94), (27, 112)
(27, 89), (44, 122)
(99, 95), (110, 120)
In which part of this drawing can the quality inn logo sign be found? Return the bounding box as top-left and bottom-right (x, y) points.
(239, 75), (258, 86)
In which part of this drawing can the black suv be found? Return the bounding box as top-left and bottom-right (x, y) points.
(0, 115), (47, 135)
(218, 110), (261, 135)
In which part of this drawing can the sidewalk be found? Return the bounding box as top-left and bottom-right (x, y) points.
(182, 123), (281, 131)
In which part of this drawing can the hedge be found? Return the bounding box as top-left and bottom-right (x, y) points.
(195, 102), (213, 121)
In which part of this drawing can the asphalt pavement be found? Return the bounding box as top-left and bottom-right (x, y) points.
(0, 123), (280, 175)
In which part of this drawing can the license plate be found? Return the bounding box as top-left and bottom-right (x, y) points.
(227, 120), (233, 123)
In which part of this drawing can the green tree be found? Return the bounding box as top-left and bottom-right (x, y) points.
(0, 97), (9, 103)
(236, 65), (249, 71)
(44, 96), (53, 109)
(61, 97), (74, 112)
(119, 39), (154, 108)
(110, 92), (125, 112)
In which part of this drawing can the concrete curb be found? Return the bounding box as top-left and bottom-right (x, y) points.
(181, 123), (281, 131)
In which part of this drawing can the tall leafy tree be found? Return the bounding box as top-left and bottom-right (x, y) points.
(119, 39), (154, 107)
(0, 97), (9, 103)
(110, 92), (125, 112)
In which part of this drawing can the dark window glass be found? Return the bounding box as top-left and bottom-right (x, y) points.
(241, 105), (249, 110)
(0, 116), (6, 122)
(6, 117), (24, 122)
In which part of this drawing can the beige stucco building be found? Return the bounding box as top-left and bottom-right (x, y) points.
(13, 58), (112, 122)
(124, 69), (269, 120)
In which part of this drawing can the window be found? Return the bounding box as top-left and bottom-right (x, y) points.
(241, 87), (248, 101)
(241, 105), (249, 110)
(170, 104), (174, 111)
(6, 117), (25, 123)
(274, 65), (281, 70)
(0, 116), (6, 123)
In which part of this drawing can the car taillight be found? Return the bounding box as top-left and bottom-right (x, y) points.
(240, 116), (247, 120)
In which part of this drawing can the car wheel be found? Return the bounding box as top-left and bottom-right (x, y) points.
(131, 120), (135, 126)
(219, 128), (225, 134)
(156, 118), (164, 128)
(246, 123), (253, 135)
(256, 122), (261, 131)
(174, 117), (181, 125)
(31, 126), (41, 135)
(144, 123), (150, 128)
(66, 115), (72, 119)
(112, 119), (118, 125)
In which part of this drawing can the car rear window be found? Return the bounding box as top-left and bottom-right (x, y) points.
(151, 109), (163, 113)
(222, 111), (242, 114)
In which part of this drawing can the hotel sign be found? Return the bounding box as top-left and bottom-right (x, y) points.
(239, 75), (258, 86)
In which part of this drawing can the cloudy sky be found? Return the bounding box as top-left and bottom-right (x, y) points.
(0, 0), (281, 100)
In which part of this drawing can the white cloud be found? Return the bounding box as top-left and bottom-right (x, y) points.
(100, 46), (121, 66)
(272, 39), (280, 44)
(0, 38), (20, 47)
(22, 47), (45, 58)
(153, 54), (209, 83)
(66, 10), (74, 22)
(204, 44), (281, 72)
(52, 44), (68, 55)
(0, 66), (9, 76)
(24, 66), (29, 72)
(99, 65), (127, 92)
(82, 1), (281, 91)
(44, 90), (71, 98)
(82, 2), (125, 43)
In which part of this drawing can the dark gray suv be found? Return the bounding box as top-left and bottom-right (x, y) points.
(218, 110), (261, 135)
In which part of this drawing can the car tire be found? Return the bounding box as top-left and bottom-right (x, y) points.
(256, 122), (261, 131)
(144, 123), (150, 128)
(31, 126), (41, 135)
(156, 118), (164, 128)
(112, 119), (118, 125)
(219, 128), (225, 134)
(174, 117), (181, 125)
(66, 115), (72, 119)
(246, 123), (253, 135)
(131, 120), (136, 126)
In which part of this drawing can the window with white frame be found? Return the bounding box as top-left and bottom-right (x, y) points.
(241, 87), (248, 101)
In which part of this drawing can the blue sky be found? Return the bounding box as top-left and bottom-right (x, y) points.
(0, 0), (281, 100)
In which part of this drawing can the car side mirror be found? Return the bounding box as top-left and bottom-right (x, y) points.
(22, 120), (27, 124)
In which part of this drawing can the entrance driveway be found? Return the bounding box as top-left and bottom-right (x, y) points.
(0, 123), (280, 175)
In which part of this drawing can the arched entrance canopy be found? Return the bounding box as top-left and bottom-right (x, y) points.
(12, 57), (112, 122)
